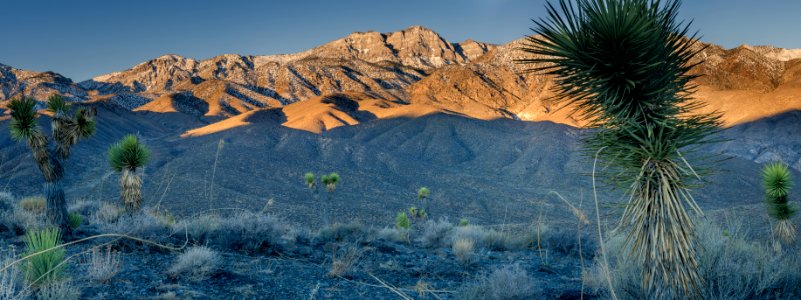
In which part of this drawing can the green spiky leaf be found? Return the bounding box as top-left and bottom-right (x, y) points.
(75, 109), (96, 138)
(46, 94), (70, 113)
(763, 162), (792, 198)
(7, 97), (40, 141)
(328, 173), (340, 185)
(108, 134), (151, 172)
(418, 187), (430, 200)
(24, 228), (66, 285)
(304, 172), (316, 189)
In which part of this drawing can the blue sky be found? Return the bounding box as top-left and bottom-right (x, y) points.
(2, 0), (799, 81)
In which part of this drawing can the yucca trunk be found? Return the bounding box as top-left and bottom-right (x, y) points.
(623, 159), (701, 298)
(323, 191), (331, 227)
(120, 168), (143, 213)
(51, 111), (78, 158)
(43, 181), (69, 232)
(26, 132), (69, 232)
(775, 220), (797, 243)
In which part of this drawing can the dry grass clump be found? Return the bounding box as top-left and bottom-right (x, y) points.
(457, 264), (540, 300)
(37, 280), (81, 300)
(589, 218), (801, 299)
(0, 247), (29, 300)
(328, 244), (363, 277)
(19, 196), (46, 214)
(93, 203), (123, 224)
(168, 246), (220, 281)
(86, 245), (122, 284)
(452, 238), (476, 266)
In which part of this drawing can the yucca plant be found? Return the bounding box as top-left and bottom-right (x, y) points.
(7, 95), (96, 232)
(304, 172), (327, 226)
(521, 0), (721, 297)
(24, 228), (66, 285)
(416, 187), (430, 218)
(320, 173), (340, 226)
(762, 162), (797, 243)
(108, 134), (151, 213)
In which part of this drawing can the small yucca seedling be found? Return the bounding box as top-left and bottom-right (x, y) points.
(762, 162), (797, 243)
(395, 211), (411, 230)
(67, 212), (83, 229)
(24, 228), (66, 285)
(108, 134), (151, 213)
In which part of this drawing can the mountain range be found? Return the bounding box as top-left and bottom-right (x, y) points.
(1, 26), (801, 225)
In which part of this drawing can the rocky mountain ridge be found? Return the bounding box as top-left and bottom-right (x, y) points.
(2, 26), (800, 127)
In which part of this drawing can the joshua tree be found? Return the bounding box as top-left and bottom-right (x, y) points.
(108, 134), (151, 213)
(7, 95), (96, 232)
(304, 172), (326, 226)
(410, 187), (430, 219)
(320, 173), (340, 226)
(521, 0), (721, 297)
(762, 162), (797, 243)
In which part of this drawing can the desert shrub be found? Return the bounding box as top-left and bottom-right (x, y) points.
(67, 213), (83, 229)
(177, 214), (220, 243)
(37, 280), (80, 300)
(458, 218), (469, 227)
(541, 226), (597, 258)
(0, 247), (29, 300)
(589, 219), (801, 299)
(316, 223), (370, 244)
(0, 206), (39, 236)
(450, 225), (509, 250)
(19, 196), (45, 214)
(168, 246), (220, 281)
(86, 245), (121, 284)
(93, 203), (122, 224)
(457, 264), (540, 300)
(180, 212), (295, 253)
(376, 227), (406, 243)
(417, 218), (453, 248)
(99, 209), (173, 243)
(24, 228), (66, 285)
(67, 200), (100, 218)
(0, 192), (14, 211)
(452, 238), (476, 266)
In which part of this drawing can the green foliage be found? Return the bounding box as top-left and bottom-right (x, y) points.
(521, 0), (722, 297)
(459, 218), (470, 227)
(67, 212), (83, 229)
(762, 162), (796, 221)
(408, 206), (427, 219)
(24, 228), (66, 285)
(75, 109), (96, 137)
(762, 162), (793, 198)
(7, 97), (40, 141)
(46, 94), (70, 113)
(520, 0), (721, 187)
(321, 172), (340, 191)
(108, 134), (151, 172)
(417, 187), (430, 200)
(395, 212), (411, 230)
(304, 172), (316, 189)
